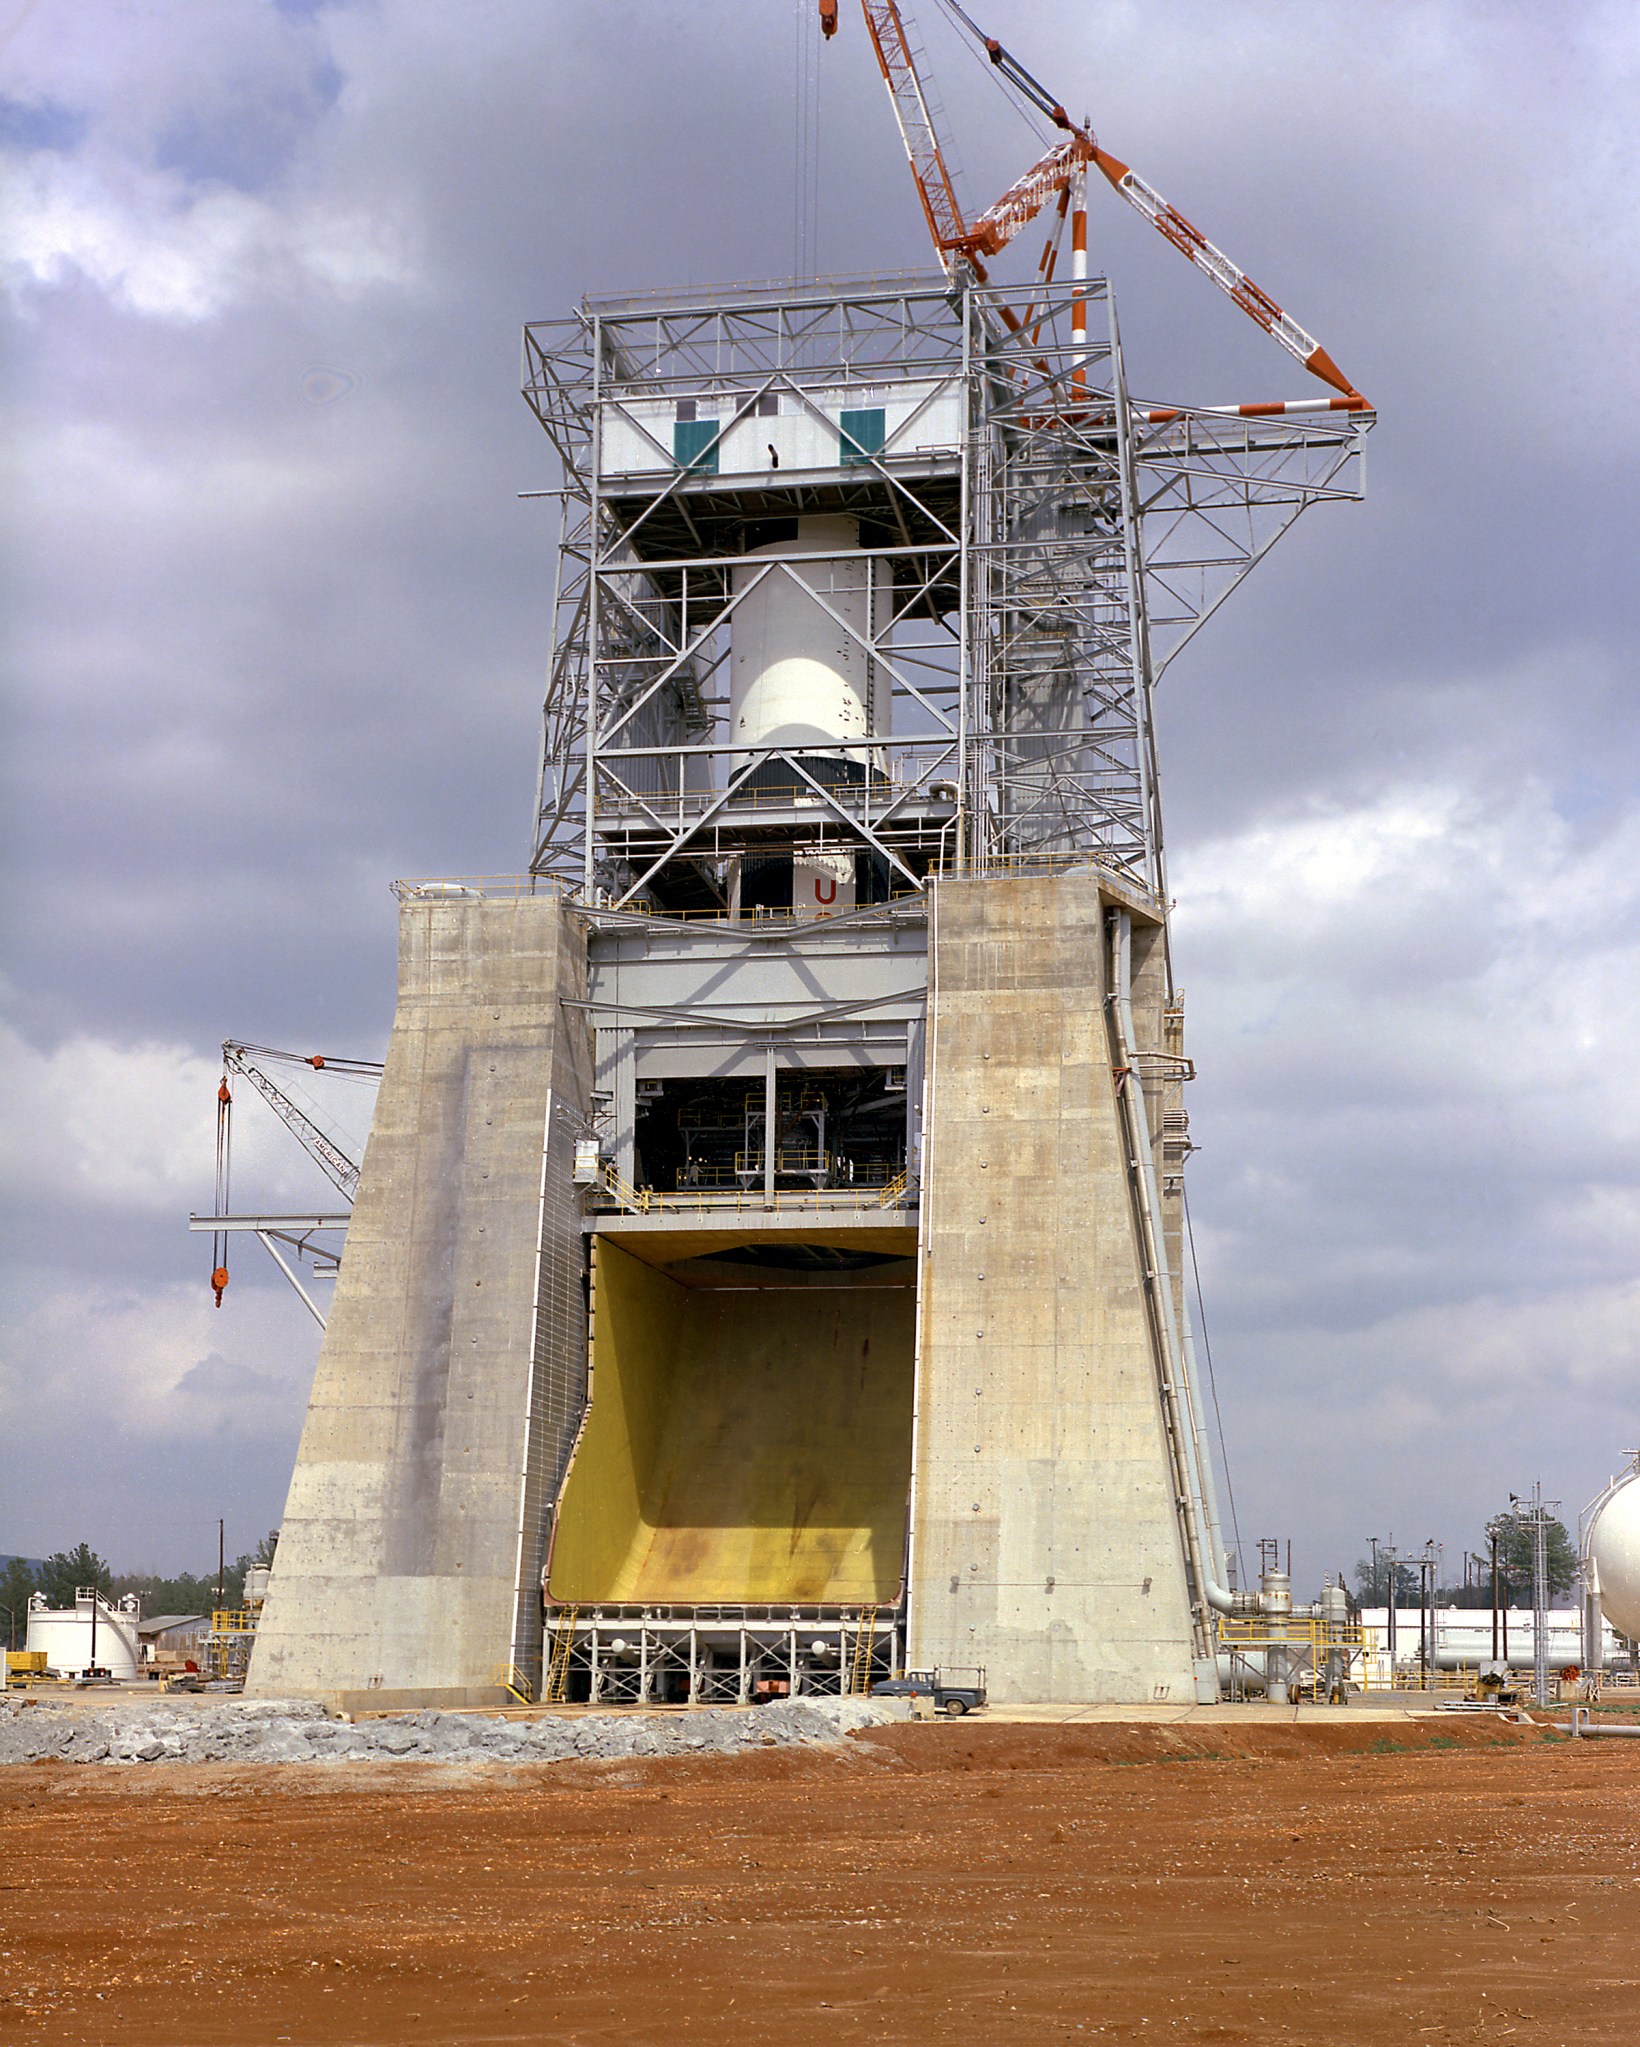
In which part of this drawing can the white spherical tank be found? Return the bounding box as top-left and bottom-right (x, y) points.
(1589, 1465), (1640, 1640)
(730, 515), (889, 771)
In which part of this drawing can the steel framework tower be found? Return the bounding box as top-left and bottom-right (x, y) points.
(524, 271), (1365, 909)
(248, 0), (1375, 1704)
(246, 262), (1369, 1710)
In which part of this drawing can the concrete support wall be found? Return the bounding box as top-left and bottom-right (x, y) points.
(908, 872), (1200, 1704)
(248, 896), (591, 1707)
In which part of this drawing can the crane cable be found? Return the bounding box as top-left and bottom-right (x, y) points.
(933, 0), (1076, 135)
(794, 0), (823, 279)
(212, 1075), (232, 1306)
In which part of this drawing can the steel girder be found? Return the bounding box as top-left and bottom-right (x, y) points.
(520, 273), (1368, 903)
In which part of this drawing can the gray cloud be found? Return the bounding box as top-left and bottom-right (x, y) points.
(3, 0), (1635, 1582)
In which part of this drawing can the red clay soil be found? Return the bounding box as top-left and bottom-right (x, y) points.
(2, 1716), (1637, 2045)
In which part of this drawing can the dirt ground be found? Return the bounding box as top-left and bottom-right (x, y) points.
(3, 1714), (1637, 2045)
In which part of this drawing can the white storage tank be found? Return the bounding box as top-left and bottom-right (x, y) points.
(729, 515), (890, 776)
(25, 1589), (142, 1679)
(1588, 1461), (1640, 1640)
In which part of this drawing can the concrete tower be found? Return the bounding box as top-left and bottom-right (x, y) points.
(248, 272), (1367, 1710)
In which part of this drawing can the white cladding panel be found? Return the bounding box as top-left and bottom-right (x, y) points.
(729, 516), (890, 763)
(598, 378), (963, 480)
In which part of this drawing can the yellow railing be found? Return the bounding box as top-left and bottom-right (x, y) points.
(493, 1662), (535, 1706)
(595, 1161), (912, 1217)
(732, 1149), (830, 1177)
(1356, 1663), (1486, 1694)
(200, 1611), (259, 1683)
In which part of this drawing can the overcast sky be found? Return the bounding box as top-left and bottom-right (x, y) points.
(3, 0), (1636, 1590)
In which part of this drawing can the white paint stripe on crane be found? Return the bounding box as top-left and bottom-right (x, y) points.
(1144, 397), (1373, 422)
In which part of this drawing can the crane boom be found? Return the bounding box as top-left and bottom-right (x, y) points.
(961, 131), (1092, 260)
(858, 0), (969, 262)
(828, 0), (1367, 403)
(1089, 146), (1358, 400)
(221, 1041), (376, 1203)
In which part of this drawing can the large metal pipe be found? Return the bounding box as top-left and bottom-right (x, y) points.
(1182, 1317), (1233, 1602)
(1555, 1709), (1640, 1738)
(1111, 910), (1234, 1617)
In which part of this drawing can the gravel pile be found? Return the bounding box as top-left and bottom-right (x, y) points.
(0, 1694), (892, 1768)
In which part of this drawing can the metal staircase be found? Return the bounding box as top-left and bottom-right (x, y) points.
(544, 1608), (579, 1703)
(849, 1607), (880, 1694)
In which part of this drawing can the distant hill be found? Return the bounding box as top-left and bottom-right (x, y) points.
(0, 1555), (44, 1572)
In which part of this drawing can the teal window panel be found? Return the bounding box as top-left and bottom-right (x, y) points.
(673, 418), (720, 472)
(839, 407), (886, 466)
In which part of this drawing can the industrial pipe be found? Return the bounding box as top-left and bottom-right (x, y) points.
(1555, 1708), (1640, 1739)
(1182, 1318), (1232, 1603)
(1110, 910), (1235, 1617)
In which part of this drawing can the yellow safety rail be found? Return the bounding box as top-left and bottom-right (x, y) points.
(596, 1162), (912, 1218)
(1356, 1662), (1485, 1694)
(493, 1662), (535, 1706)
(732, 1148), (831, 1178)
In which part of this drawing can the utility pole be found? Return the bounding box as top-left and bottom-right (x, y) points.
(1368, 1535), (1380, 1609)
(1512, 1483), (1559, 1706)
(1489, 1533), (1500, 1661)
(217, 1518), (225, 1614)
(1417, 1544), (1436, 1690)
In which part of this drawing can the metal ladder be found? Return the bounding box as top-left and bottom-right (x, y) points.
(543, 1607), (579, 1703)
(849, 1607), (880, 1694)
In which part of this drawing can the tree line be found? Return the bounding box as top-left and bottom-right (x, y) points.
(0, 1533), (279, 1650)
(1350, 1506), (1577, 1609)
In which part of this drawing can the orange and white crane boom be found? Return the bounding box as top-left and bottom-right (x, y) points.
(852, 0), (970, 261)
(1086, 145), (1358, 400)
(823, 0), (1367, 405)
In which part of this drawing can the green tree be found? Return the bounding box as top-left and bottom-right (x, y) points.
(1351, 1555), (1423, 1605)
(36, 1543), (111, 1609)
(0, 1557), (39, 1649)
(110, 1569), (216, 1617)
(111, 1531), (278, 1619)
(1485, 1507), (1576, 1604)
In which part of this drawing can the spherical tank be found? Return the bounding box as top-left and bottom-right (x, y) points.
(1589, 1465), (1640, 1640)
(730, 514), (889, 769)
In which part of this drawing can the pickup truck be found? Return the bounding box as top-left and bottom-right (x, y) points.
(870, 1667), (987, 1716)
